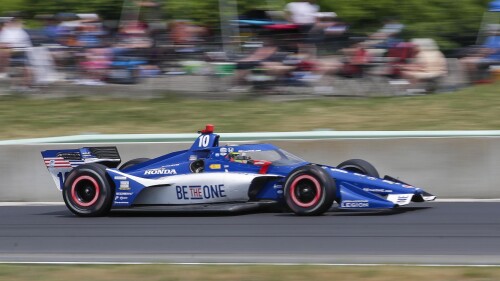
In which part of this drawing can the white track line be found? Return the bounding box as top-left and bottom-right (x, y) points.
(1, 199), (500, 206)
(0, 261), (499, 267)
(0, 202), (65, 206)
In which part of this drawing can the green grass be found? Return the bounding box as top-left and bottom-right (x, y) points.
(1, 83), (500, 140)
(1, 264), (500, 281)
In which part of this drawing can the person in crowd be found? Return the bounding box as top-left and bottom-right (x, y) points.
(0, 21), (9, 79)
(336, 38), (371, 78)
(76, 18), (112, 85)
(370, 17), (405, 47)
(400, 38), (447, 89)
(308, 12), (348, 53)
(231, 33), (292, 90)
(0, 17), (34, 89)
(285, 0), (320, 57)
(114, 20), (152, 51)
(460, 26), (500, 83)
(285, 0), (319, 29)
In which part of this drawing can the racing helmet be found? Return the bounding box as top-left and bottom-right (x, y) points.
(228, 152), (252, 164)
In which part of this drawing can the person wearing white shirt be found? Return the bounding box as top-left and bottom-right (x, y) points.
(285, 0), (319, 25)
(0, 18), (34, 88)
(0, 18), (32, 49)
(285, 0), (320, 58)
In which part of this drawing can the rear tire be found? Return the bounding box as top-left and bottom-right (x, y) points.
(336, 159), (379, 177)
(119, 158), (150, 171)
(63, 164), (114, 217)
(284, 165), (336, 216)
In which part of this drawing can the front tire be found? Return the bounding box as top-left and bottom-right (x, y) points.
(284, 165), (336, 216)
(63, 164), (114, 217)
(336, 159), (379, 177)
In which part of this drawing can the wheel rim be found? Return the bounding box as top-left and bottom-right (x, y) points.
(290, 175), (321, 208)
(71, 175), (100, 207)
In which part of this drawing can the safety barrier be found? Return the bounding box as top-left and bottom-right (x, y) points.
(1, 131), (499, 201)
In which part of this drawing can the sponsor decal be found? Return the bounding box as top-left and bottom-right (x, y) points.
(162, 163), (180, 167)
(114, 176), (127, 180)
(395, 195), (411, 203)
(209, 164), (222, 170)
(144, 168), (177, 175)
(215, 153), (220, 157)
(220, 147), (227, 156)
(116, 192), (133, 196)
(237, 149), (259, 153)
(176, 184), (226, 200)
(114, 201), (129, 204)
(189, 155), (197, 161)
(341, 200), (369, 208)
(273, 184), (283, 189)
(363, 188), (392, 193)
(119, 181), (131, 191)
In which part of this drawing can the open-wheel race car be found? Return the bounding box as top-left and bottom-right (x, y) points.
(41, 124), (435, 217)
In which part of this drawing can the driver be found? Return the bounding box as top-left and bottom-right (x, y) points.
(227, 152), (254, 164)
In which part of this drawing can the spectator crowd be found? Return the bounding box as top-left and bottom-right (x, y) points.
(0, 0), (498, 95)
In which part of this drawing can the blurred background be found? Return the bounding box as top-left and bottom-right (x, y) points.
(0, 0), (499, 96)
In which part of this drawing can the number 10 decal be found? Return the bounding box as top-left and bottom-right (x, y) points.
(198, 135), (210, 148)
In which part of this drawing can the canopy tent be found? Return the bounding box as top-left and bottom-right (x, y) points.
(489, 0), (500, 12)
(477, 0), (500, 44)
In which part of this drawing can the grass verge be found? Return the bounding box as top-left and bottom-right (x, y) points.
(1, 264), (500, 281)
(0, 83), (499, 140)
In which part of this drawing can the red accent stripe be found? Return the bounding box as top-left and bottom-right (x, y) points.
(258, 161), (271, 174)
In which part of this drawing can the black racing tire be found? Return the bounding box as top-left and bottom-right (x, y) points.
(119, 158), (151, 171)
(63, 163), (114, 217)
(190, 159), (205, 173)
(284, 165), (336, 216)
(336, 159), (379, 178)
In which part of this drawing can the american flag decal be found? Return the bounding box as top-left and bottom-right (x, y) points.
(44, 157), (84, 168)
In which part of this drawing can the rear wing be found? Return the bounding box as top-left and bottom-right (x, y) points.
(41, 147), (121, 190)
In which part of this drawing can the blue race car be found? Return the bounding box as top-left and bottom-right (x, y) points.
(41, 125), (435, 217)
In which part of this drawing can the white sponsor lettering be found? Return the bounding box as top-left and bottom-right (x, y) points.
(363, 188), (392, 193)
(144, 168), (177, 175)
(341, 200), (369, 208)
(116, 192), (133, 196)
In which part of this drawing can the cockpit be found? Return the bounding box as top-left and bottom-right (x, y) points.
(223, 146), (307, 167)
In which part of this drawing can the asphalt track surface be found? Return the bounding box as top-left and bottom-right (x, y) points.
(1, 202), (499, 265)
